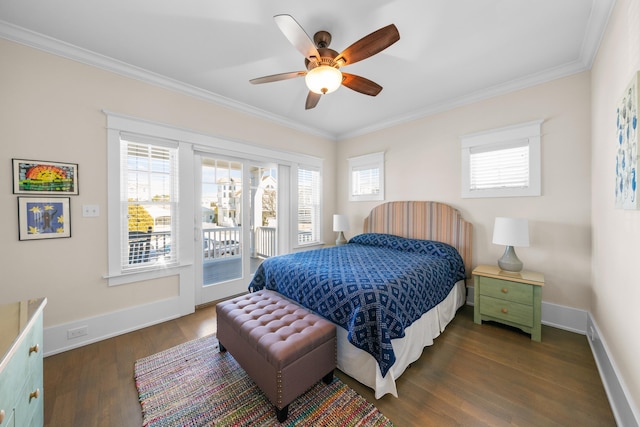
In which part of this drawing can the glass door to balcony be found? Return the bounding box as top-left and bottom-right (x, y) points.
(196, 154), (277, 304)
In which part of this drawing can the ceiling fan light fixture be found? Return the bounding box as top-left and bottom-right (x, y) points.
(305, 65), (342, 95)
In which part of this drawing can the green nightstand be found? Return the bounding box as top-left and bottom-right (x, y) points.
(473, 264), (544, 341)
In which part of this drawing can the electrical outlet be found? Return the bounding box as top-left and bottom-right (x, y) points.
(589, 326), (596, 342)
(82, 204), (99, 217)
(67, 325), (88, 339)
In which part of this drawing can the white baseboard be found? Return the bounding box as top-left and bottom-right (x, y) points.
(466, 286), (639, 427)
(43, 296), (194, 357)
(587, 314), (640, 427)
(466, 286), (588, 333)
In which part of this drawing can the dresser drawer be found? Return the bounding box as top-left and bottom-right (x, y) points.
(478, 277), (533, 305)
(0, 408), (16, 427)
(479, 295), (534, 327)
(15, 373), (43, 427)
(0, 298), (46, 427)
(0, 320), (42, 412)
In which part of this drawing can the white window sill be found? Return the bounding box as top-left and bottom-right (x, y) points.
(105, 263), (191, 286)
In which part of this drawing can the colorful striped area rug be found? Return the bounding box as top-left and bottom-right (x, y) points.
(134, 334), (394, 427)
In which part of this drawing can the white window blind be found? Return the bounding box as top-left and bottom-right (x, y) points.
(348, 152), (384, 201)
(297, 166), (320, 245)
(461, 120), (542, 198)
(120, 136), (179, 271)
(469, 140), (529, 190)
(352, 166), (380, 196)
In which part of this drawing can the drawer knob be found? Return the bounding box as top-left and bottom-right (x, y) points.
(29, 344), (39, 355)
(501, 308), (508, 314)
(0, 409), (5, 424)
(29, 389), (40, 402)
(501, 288), (508, 293)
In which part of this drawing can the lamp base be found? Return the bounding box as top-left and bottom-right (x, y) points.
(498, 245), (523, 272)
(335, 231), (347, 246)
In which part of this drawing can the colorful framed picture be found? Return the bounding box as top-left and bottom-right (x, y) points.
(12, 159), (79, 195)
(18, 197), (71, 240)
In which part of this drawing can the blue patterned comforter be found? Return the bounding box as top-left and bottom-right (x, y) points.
(248, 233), (466, 377)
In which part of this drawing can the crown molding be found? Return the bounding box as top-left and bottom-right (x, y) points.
(1, 0), (615, 142)
(0, 20), (336, 141)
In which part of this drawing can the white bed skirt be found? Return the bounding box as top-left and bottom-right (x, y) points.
(336, 280), (467, 399)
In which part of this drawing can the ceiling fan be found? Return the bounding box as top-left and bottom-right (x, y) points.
(250, 14), (400, 110)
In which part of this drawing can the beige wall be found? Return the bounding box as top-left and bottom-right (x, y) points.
(0, 39), (336, 327)
(591, 0), (640, 413)
(338, 72), (592, 309)
(2, 3), (638, 414)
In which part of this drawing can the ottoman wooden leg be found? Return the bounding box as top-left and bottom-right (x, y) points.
(219, 342), (226, 352)
(322, 370), (334, 384)
(276, 405), (289, 423)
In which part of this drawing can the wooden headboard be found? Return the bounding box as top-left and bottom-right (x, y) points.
(363, 201), (473, 277)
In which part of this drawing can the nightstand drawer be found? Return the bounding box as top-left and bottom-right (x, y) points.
(478, 277), (533, 305)
(479, 295), (534, 327)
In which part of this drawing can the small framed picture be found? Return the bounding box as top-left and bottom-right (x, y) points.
(18, 197), (71, 240)
(12, 159), (79, 195)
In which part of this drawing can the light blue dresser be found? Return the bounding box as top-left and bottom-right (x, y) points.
(0, 298), (47, 427)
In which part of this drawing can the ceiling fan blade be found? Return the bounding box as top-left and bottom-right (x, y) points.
(250, 71), (306, 85)
(341, 73), (383, 96)
(274, 14), (321, 61)
(305, 91), (321, 110)
(335, 24), (400, 66)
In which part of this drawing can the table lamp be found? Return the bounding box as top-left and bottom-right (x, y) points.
(333, 214), (349, 246)
(492, 217), (529, 272)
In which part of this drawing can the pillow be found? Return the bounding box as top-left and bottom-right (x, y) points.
(349, 233), (466, 280)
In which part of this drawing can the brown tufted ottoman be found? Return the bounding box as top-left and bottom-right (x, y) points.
(216, 290), (336, 422)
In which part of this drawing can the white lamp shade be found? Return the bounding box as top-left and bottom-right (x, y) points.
(305, 66), (342, 95)
(492, 217), (529, 247)
(333, 214), (349, 232)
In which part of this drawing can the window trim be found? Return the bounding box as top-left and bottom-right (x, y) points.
(348, 151), (385, 202)
(105, 111), (323, 285)
(461, 120), (543, 198)
(106, 123), (193, 286)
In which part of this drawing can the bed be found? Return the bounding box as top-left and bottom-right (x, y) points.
(249, 201), (473, 398)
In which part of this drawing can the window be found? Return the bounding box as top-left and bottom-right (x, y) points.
(296, 166), (321, 245)
(461, 120), (542, 198)
(120, 136), (178, 271)
(106, 111), (324, 285)
(348, 152), (385, 201)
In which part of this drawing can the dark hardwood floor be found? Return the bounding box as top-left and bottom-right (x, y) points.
(43, 304), (616, 426)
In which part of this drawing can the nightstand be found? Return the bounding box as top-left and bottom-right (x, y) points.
(473, 264), (544, 341)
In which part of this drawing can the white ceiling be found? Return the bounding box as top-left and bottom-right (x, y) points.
(0, 0), (614, 140)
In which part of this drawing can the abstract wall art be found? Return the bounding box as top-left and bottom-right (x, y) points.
(18, 197), (71, 240)
(615, 71), (639, 209)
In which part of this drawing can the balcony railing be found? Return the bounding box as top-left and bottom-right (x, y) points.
(128, 226), (299, 265)
(203, 227), (241, 261)
(128, 230), (171, 264)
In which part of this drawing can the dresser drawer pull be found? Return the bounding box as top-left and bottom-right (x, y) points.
(0, 409), (5, 424)
(29, 344), (39, 355)
(501, 288), (508, 294)
(29, 389), (40, 402)
(501, 308), (508, 314)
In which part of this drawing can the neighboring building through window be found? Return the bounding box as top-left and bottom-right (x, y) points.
(461, 120), (543, 198)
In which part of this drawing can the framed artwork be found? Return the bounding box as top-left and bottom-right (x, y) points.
(18, 197), (71, 240)
(615, 71), (639, 209)
(12, 159), (79, 195)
